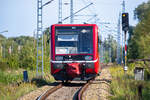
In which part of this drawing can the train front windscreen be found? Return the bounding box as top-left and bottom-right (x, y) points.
(55, 26), (93, 55)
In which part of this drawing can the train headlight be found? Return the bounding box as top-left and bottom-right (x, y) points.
(85, 56), (93, 60)
(55, 56), (63, 61)
(53, 63), (64, 69)
(85, 63), (94, 69)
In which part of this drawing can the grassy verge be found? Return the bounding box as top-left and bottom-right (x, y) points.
(109, 64), (150, 100)
(0, 68), (55, 100)
(0, 83), (37, 100)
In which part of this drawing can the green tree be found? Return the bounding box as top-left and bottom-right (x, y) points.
(128, 0), (150, 59)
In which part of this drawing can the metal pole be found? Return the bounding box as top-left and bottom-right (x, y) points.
(100, 35), (104, 63)
(36, 0), (54, 78)
(122, 31), (124, 64)
(122, 0), (125, 65)
(37, 0), (43, 77)
(124, 31), (128, 72)
(70, 0), (73, 24)
(58, 0), (62, 23)
(33, 29), (36, 49)
(117, 12), (121, 64)
(102, 44), (104, 63)
(122, 0), (128, 72)
(109, 47), (111, 63)
(41, 30), (44, 78)
(122, 0), (125, 13)
(108, 35), (112, 63)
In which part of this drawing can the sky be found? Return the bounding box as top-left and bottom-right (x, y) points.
(0, 0), (149, 38)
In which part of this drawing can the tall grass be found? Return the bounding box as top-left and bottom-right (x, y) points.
(110, 65), (150, 100)
(0, 68), (55, 100)
(0, 70), (23, 84)
(0, 82), (37, 100)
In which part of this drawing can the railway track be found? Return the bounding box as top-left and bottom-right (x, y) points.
(36, 65), (112, 100)
(77, 80), (93, 100)
(19, 64), (112, 100)
(37, 83), (63, 100)
(37, 80), (93, 100)
(37, 77), (110, 100)
(37, 77), (111, 100)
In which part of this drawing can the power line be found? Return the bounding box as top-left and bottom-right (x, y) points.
(62, 3), (93, 22)
(42, 0), (55, 8)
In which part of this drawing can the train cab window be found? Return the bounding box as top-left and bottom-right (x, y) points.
(55, 26), (93, 54)
(57, 35), (78, 41)
(56, 35), (78, 54)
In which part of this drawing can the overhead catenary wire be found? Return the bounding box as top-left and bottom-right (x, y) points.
(62, 3), (93, 22)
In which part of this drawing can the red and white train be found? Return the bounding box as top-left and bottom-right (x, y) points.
(50, 24), (100, 81)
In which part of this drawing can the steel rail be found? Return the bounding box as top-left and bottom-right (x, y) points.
(77, 80), (92, 100)
(37, 83), (63, 100)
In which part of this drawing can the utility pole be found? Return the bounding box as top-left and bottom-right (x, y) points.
(108, 35), (112, 63)
(70, 0), (74, 24)
(33, 30), (36, 49)
(37, 0), (44, 77)
(103, 43), (105, 63)
(58, 0), (62, 23)
(103, 38), (107, 63)
(117, 12), (121, 64)
(36, 0), (54, 78)
(109, 47), (112, 63)
(122, 0), (125, 13)
(99, 35), (104, 63)
(101, 43), (104, 63)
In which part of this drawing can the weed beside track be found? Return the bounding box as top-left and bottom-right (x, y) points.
(110, 65), (150, 100)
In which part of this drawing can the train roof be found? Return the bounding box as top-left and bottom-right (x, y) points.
(51, 24), (98, 27)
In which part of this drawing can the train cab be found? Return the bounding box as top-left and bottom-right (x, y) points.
(50, 24), (100, 81)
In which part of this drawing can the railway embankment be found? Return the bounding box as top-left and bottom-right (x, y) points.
(18, 85), (53, 100)
(82, 67), (112, 100)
